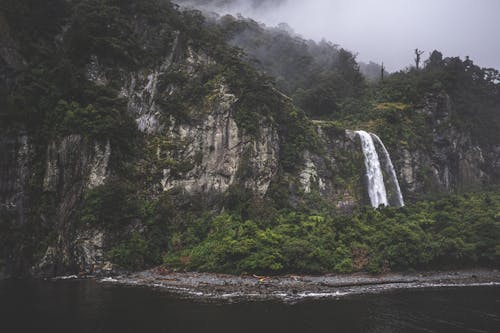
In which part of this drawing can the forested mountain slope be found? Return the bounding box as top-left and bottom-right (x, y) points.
(0, 0), (498, 277)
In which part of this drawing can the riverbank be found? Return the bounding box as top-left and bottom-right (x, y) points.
(98, 268), (500, 302)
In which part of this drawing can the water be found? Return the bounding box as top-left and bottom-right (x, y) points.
(370, 133), (404, 207)
(355, 130), (405, 208)
(1, 279), (499, 333)
(356, 130), (388, 207)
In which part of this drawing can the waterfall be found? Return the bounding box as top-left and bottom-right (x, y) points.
(371, 133), (405, 207)
(355, 130), (388, 207)
(355, 130), (404, 208)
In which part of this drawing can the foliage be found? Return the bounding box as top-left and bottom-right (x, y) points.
(216, 13), (499, 148)
(77, 181), (140, 229)
(163, 190), (500, 275)
(218, 16), (367, 119)
(2, 1), (500, 277)
(108, 233), (151, 270)
(45, 100), (136, 142)
(66, 0), (181, 66)
(374, 54), (500, 145)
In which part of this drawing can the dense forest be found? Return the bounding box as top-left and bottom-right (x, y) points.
(163, 191), (500, 274)
(214, 13), (500, 142)
(0, 0), (499, 277)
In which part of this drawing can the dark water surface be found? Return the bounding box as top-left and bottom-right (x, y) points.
(1, 279), (499, 333)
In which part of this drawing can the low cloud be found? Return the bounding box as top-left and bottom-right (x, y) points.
(175, 0), (500, 72)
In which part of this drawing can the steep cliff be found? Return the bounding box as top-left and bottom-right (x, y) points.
(295, 126), (364, 210)
(372, 94), (499, 200)
(1, 0), (498, 277)
(0, 0), (295, 276)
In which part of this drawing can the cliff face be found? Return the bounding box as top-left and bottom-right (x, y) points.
(0, 133), (112, 276)
(296, 127), (364, 210)
(0, 7), (286, 275)
(0, 2), (498, 278)
(392, 94), (497, 198)
(37, 136), (112, 276)
(0, 133), (30, 226)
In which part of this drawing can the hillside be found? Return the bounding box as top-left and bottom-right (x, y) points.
(0, 0), (499, 277)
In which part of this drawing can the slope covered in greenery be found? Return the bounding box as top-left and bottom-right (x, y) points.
(212, 14), (500, 145)
(0, 0), (499, 276)
(0, 0), (320, 275)
(216, 15), (367, 119)
(160, 190), (500, 274)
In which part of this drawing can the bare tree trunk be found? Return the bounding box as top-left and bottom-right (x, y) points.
(415, 48), (425, 69)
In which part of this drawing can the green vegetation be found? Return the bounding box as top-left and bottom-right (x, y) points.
(108, 233), (152, 271)
(1, 0), (499, 277)
(218, 15), (499, 149)
(73, 185), (500, 273)
(219, 16), (366, 119)
(163, 191), (500, 274)
(77, 181), (140, 229)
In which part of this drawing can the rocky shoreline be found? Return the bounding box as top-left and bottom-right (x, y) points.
(97, 268), (500, 302)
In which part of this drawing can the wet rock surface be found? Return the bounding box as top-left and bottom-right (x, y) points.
(100, 268), (500, 302)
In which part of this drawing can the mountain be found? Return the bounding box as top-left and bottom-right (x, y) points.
(1, 0), (499, 278)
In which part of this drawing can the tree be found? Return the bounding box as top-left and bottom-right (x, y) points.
(414, 48), (425, 69)
(426, 50), (444, 68)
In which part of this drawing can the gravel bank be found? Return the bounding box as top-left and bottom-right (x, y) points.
(99, 268), (500, 302)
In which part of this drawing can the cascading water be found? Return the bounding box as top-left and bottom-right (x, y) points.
(355, 130), (404, 208)
(355, 130), (388, 207)
(371, 133), (405, 207)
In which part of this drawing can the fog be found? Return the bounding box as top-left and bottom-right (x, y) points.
(176, 0), (500, 72)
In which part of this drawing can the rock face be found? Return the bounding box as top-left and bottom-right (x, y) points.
(37, 136), (112, 276)
(393, 94), (493, 197)
(296, 125), (365, 210)
(0, 29), (282, 276)
(0, 131), (114, 276)
(297, 94), (499, 207)
(43, 136), (111, 193)
(160, 88), (279, 196)
(0, 133), (31, 226)
(73, 229), (112, 275)
(4, 92), (495, 277)
(1, 8), (499, 278)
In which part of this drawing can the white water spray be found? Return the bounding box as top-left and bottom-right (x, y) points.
(371, 133), (405, 207)
(355, 130), (404, 208)
(356, 130), (388, 207)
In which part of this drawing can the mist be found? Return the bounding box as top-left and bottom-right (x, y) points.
(176, 0), (500, 72)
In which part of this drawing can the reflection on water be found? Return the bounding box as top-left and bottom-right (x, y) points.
(1, 279), (499, 333)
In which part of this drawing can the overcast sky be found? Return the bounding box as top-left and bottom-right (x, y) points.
(179, 0), (500, 72)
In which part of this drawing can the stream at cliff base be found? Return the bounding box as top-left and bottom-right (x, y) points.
(1, 279), (500, 333)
